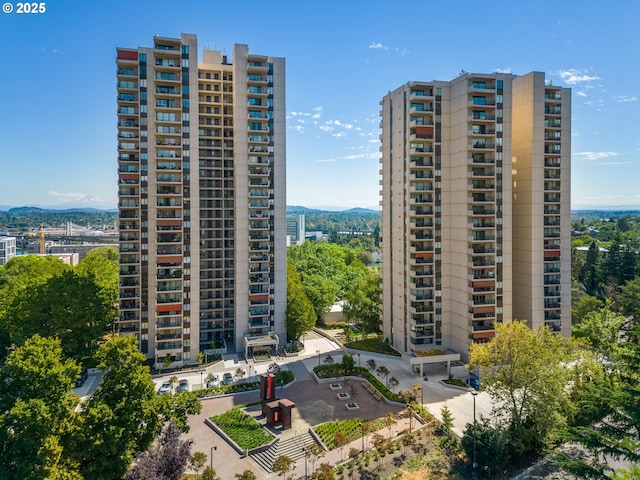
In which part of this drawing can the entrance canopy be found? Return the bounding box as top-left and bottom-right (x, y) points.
(244, 333), (279, 357)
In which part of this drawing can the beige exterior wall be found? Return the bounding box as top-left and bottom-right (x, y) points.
(381, 72), (569, 361)
(512, 72), (571, 335)
(117, 35), (286, 366)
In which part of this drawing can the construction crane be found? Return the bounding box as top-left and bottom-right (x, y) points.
(39, 224), (45, 255)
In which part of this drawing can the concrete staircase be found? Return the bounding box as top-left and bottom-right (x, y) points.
(250, 431), (317, 473)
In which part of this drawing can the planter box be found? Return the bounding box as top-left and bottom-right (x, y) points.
(345, 402), (360, 411)
(330, 383), (342, 391)
(337, 392), (351, 400)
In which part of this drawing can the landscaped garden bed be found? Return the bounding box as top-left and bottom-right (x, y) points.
(210, 407), (274, 450)
(313, 418), (388, 449)
(442, 378), (468, 388)
(343, 338), (401, 356)
(337, 392), (350, 400)
(314, 364), (403, 403)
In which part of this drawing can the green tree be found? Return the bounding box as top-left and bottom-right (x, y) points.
(333, 431), (349, 462)
(287, 242), (369, 315)
(271, 454), (294, 478)
(312, 462), (335, 480)
(572, 294), (604, 327)
(75, 246), (119, 321)
(190, 451), (207, 479)
(3, 270), (113, 360)
(579, 241), (601, 296)
(470, 321), (587, 456)
(306, 443), (326, 473)
(559, 321), (640, 479)
(573, 301), (626, 361)
(0, 255), (70, 358)
(342, 269), (382, 333)
(0, 335), (81, 480)
(440, 403), (455, 439)
(460, 416), (509, 474)
(235, 469), (257, 480)
(340, 353), (355, 373)
(286, 262), (316, 341)
(200, 466), (220, 480)
(77, 335), (163, 480)
(619, 277), (640, 332)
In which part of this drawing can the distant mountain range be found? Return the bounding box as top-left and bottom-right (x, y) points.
(0, 205), (379, 215)
(2, 204), (639, 216)
(0, 206), (118, 214)
(286, 205), (379, 214)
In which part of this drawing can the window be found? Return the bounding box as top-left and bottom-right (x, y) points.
(181, 45), (189, 54)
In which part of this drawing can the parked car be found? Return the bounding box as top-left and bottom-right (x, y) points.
(207, 374), (220, 387)
(223, 372), (234, 385)
(74, 367), (88, 388)
(157, 381), (171, 395)
(176, 379), (189, 393)
(468, 375), (482, 390)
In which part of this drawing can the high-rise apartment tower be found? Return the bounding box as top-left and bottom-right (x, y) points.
(380, 71), (570, 359)
(116, 34), (286, 366)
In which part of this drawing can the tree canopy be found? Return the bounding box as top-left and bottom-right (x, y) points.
(287, 242), (369, 315)
(0, 251), (118, 362)
(0, 335), (82, 480)
(286, 261), (316, 341)
(469, 321), (594, 456)
(342, 267), (381, 333)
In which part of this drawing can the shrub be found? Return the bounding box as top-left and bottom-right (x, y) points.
(210, 408), (274, 450)
(314, 418), (388, 449)
(344, 338), (401, 356)
(443, 378), (467, 388)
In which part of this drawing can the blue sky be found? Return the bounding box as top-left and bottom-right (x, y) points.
(0, 0), (638, 210)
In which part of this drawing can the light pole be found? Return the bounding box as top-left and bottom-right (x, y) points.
(316, 350), (321, 367)
(200, 371), (203, 390)
(210, 445), (217, 470)
(302, 446), (308, 479)
(471, 391), (478, 477)
(360, 422), (365, 453)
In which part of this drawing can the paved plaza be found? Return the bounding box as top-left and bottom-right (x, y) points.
(173, 331), (492, 479)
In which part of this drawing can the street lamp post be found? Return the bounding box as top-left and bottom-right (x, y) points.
(210, 445), (217, 470)
(471, 391), (478, 477)
(360, 422), (365, 453)
(200, 371), (203, 390)
(302, 446), (308, 479)
(316, 350), (321, 367)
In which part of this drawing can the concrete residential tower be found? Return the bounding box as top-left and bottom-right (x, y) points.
(116, 34), (286, 366)
(379, 72), (570, 359)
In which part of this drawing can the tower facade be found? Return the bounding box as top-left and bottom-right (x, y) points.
(380, 72), (570, 359)
(116, 34), (286, 366)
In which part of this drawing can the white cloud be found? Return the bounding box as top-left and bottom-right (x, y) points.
(369, 42), (387, 50)
(614, 95), (638, 103)
(558, 69), (601, 85)
(293, 125), (304, 133)
(332, 132), (346, 138)
(495, 67), (512, 74)
(316, 152), (379, 163)
(48, 192), (100, 203)
(572, 151), (620, 161)
(576, 91), (587, 97)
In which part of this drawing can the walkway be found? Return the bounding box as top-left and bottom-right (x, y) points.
(179, 330), (491, 478)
